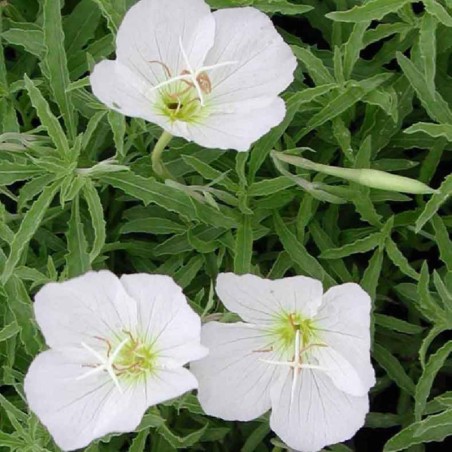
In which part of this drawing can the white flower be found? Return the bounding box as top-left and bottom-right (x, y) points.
(24, 271), (207, 451)
(191, 273), (375, 452)
(90, 0), (296, 151)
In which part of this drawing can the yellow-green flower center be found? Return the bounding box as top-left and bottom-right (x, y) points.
(155, 82), (210, 123)
(272, 313), (318, 351)
(114, 335), (157, 379)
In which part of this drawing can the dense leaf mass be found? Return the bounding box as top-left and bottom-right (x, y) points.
(0, 0), (451, 451)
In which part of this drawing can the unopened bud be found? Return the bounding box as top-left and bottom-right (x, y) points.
(273, 152), (437, 195)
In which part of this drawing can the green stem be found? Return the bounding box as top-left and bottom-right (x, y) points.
(273, 151), (436, 195)
(151, 130), (173, 180)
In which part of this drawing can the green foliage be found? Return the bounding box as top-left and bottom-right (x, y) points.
(0, 0), (451, 451)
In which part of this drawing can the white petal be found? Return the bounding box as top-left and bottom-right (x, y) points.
(205, 7), (296, 106)
(24, 349), (148, 451)
(116, 0), (215, 82)
(90, 60), (159, 121)
(270, 368), (369, 452)
(120, 274), (207, 365)
(144, 366), (199, 406)
(315, 283), (375, 390)
(34, 271), (137, 349)
(216, 273), (323, 324)
(190, 322), (285, 421)
(312, 346), (367, 396)
(180, 97), (285, 151)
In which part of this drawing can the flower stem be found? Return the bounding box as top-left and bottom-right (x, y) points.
(151, 131), (173, 180)
(273, 151), (436, 195)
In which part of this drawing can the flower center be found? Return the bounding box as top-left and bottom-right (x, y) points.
(114, 334), (157, 377)
(262, 314), (327, 406)
(148, 37), (237, 123)
(273, 313), (317, 351)
(78, 332), (157, 391)
(157, 83), (208, 123)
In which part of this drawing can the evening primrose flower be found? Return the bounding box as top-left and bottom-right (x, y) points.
(191, 273), (375, 452)
(24, 271), (207, 451)
(90, 0), (296, 152)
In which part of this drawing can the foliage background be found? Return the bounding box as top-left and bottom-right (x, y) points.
(0, 0), (452, 450)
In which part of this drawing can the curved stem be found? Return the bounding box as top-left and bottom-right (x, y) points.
(151, 130), (173, 180)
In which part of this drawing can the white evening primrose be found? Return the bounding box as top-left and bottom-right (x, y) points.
(191, 273), (375, 452)
(90, 0), (296, 151)
(24, 271), (207, 451)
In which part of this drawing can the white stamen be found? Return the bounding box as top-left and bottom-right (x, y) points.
(294, 330), (301, 364)
(178, 37), (205, 106)
(199, 61), (238, 72)
(147, 37), (238, 109)
(147, 74), (193, 94)
(290, 330), (301, 405)
(78, 338), (129, 393)
(260, 331), (330, 406)
(259, 358), (326, 371)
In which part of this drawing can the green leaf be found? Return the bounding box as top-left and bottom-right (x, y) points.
(415, 341), (452, 420)
(320, 232), (382, 259)
(234, 215), (253, 274)
(60, 174), (86, 204)
(0, 320), (20, 342)
(364, 86), (398, 122)
(343, 21), (371, 79)
(101, 172), (197, 219)
(374, 313), (423, 335)
(81, 111), (108, 150)
(404, 122), (452, 141)
(274, 213), (334, 285)
(101, 172), (237, 228)
(433, 271), (452, 316)
(248, 177), (296, 197)
(361, 248), (384, 301)
(64, 0), (102, 54)
(82, 180), (107, 263)
(308, 220), (352, 282)
(419, 12), (438, 94)
(252, 1), (312, 15)
(415, 174), (452, 232)
(373, 343), (416, 396)
(0, 162), (41, 186)
(431, 215), (452, 271)
(65, 196), (90, 278)
(158, 421), (208, 449)
(43, 0), (77, 139)
(396, 52), (452, 124)
(291, 46), (335, 85)
(300, 74), (392, 138)
(0, 431), (25, 448)
(384, 408), (452, 451)
(1, 26), (44, 57)
(417, 263), (442, 323)
(385, 237), (420, 280)
(1, 181), (60, 285)
(241, 422), (270, 452)
(91, 0), (127, 34)
(122, 217), (185, 235)
(326, 0), (413, 22)
(108, 110), (127, 159)
(24, 75), (70, 157)
(129, 429), (149, 452)
(4, 275), (41, 356)
(424, 0), (452, 27)
(182, 155), (238, 191)
(249, 85), (335, 179)
(419, 326), (445, 369)
(366, 412), (401, 428)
